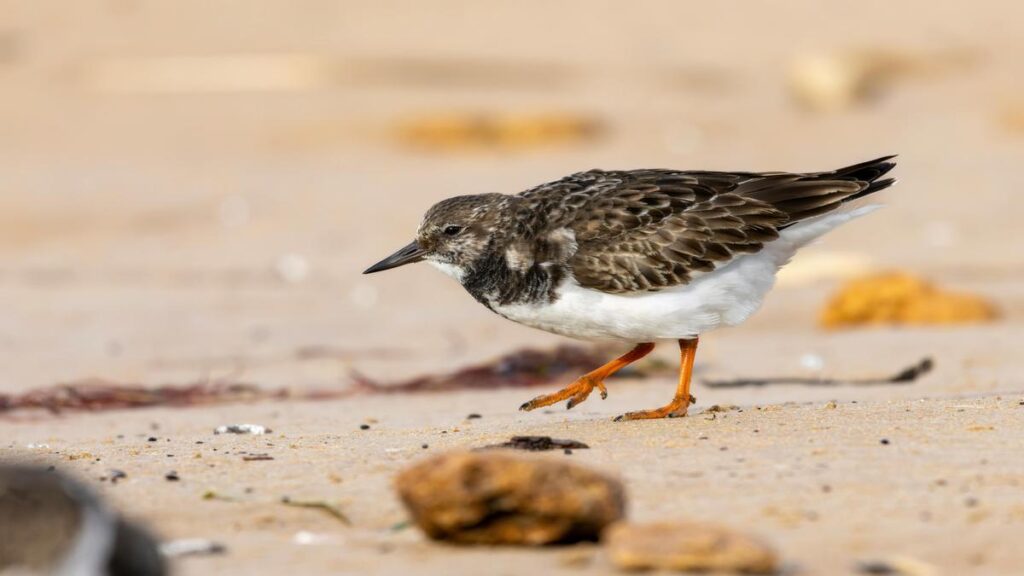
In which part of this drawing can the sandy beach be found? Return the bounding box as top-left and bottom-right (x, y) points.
(2, 1), (1024, 574)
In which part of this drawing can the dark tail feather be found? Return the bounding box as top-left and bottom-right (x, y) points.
(758, 155), (898, 228)
(830, 155), (898, 202)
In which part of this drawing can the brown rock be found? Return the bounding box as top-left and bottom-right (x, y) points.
(394, 451), (625, 545)
(606, 522), (779, 574)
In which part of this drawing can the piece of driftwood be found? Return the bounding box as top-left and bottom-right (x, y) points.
(703, 357), (933, 389)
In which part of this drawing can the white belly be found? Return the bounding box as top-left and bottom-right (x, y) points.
(493, 250), (779, 341)
(491, 206), (877, 342)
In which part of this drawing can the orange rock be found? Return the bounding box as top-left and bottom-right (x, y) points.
(605, 521), (779, 574)
(819, 272), (998, 329)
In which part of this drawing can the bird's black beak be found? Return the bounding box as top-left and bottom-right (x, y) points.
(363, 241), (427, 274)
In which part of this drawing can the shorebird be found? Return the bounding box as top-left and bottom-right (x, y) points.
(364, 157), (896, 420)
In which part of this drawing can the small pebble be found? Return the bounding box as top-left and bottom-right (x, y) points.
(160, 539), (227, 558)
(421, 444), (429, 449)
(856, 556), (939, 575)
(274, 253), (309, 284)
(800, 353), (825, 371)
(880, 438), (890, 445)
(360, 424), (371, 430)
(214, 424), (268, 435)
(165, 471), (180, 481)
(147, 437), (157, 442)
(466, 413), (482, 419)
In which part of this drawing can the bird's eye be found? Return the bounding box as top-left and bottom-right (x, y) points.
(443, 225), (463, 236)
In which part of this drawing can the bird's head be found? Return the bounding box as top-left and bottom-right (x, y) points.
(363, 193), (507, 279)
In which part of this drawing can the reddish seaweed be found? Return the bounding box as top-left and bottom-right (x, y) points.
(349, 344), (620, 394)
(0, 344), (651, 416)
(0, 378), (291, 415)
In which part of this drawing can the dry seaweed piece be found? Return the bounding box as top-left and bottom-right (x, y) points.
(241, 453), (274, 462)
(704, 357), (933, 389)
(351, 344), (650, 394)
(395, 451), (624, 545)
(280, 496), (351, 526)
(480, 436), (590, 452)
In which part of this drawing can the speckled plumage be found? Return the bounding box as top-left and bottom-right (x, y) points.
(364, 156), (897, 418)
(398, 156), (894, 311)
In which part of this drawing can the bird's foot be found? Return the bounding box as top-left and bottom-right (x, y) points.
(519, 376), (607, 412)
(613, 394), (696, 421)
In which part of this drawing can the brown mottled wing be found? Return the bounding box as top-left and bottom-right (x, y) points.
(516, 156), (895, 294)
(551, 170), (788, 293)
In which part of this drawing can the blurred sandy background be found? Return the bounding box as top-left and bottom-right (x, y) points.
(2, 2), (1024, 575)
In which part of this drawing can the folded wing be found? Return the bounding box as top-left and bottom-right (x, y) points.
(516, 156), (896, 294)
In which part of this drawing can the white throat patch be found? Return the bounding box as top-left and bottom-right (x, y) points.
(427, 260), (466, 282)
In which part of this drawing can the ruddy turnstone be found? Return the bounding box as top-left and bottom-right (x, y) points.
(365, 156), (896, 420)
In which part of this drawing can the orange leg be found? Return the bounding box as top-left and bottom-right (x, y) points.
(614, 338), (698, 421)
(519, 342), (656, 412)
